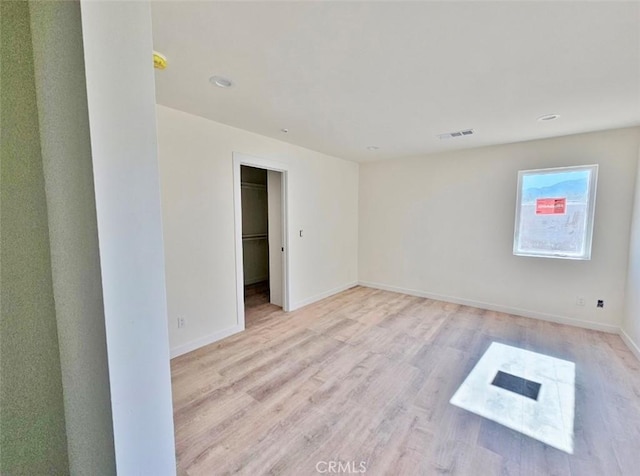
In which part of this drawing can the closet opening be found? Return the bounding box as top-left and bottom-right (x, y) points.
(233, 154), (289, 330)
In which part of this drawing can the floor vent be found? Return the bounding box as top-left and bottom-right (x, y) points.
(491, 370), (541, 400)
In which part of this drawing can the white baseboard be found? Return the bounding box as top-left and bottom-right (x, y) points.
(170, 282), (357, 358)
(169, 283), (639, 362)
(291, 282), (358, 311)
(170, 324), (244, 359)
(358, 280), (620, 334)
(620, 328), (640, 361)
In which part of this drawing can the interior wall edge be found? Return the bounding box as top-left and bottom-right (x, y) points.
(79, 1), (176, 473)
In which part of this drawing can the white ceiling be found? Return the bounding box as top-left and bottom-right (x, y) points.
(151, 1), (640, 163)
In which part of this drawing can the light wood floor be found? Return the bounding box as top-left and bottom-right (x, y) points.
(244, 281), (269, 318)
(171, 286), (640, 475)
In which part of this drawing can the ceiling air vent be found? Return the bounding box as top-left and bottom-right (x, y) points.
(438, 129), (474, 139)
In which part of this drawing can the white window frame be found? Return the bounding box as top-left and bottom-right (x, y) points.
(513, 164), (598, 260)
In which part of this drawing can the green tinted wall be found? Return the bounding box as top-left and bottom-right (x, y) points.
(28, 1), (116, 473)
(0, 1), (69, 474)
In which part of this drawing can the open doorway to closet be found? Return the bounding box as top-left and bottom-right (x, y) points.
(240, 166), (279, 315)
(233, 153), (290, 330)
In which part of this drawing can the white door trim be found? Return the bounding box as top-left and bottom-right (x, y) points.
(233, 152), (290, 330)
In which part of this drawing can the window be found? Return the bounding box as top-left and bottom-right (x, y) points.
(513, 165), (598, 260)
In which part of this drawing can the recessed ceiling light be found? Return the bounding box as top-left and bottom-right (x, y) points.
(537, 114), (559, 122)
(367, 146), (380, 151)
(209, 75), (233, 88)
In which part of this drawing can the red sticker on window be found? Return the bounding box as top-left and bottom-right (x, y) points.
(536, 198), (566, 215)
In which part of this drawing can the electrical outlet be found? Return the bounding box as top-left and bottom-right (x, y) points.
(177, 317), (186, 328)
(597, 300), (604, 308)
(576, 297), (585, 307)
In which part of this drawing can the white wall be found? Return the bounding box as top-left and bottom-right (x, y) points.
(623, 144), (640, 358)
(156, 105), (359, 356)
(80, 2), (176, 474)
(360, 127), (640, 332)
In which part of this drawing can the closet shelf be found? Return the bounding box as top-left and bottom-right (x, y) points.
(241, 181), (267, 191)
(242, 233), (268, 241)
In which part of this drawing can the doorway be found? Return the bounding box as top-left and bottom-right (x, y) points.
(240, 165), (269, 309)
(233, 153), (290, 330)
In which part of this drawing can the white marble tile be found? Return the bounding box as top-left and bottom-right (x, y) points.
(450, 342), (575, 453)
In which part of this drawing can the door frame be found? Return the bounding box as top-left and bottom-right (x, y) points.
(233, 152), (290, 330)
